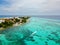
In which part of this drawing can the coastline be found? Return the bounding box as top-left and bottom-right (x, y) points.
(0, 18), (30, 31)
(0, 23), (24, 31)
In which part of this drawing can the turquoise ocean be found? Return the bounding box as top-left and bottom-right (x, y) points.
(0, 17), (60, 45)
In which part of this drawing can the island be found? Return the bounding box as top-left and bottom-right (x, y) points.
(0, 16), (30, 30)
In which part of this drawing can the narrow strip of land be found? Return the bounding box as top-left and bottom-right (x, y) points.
(0, 17), (30, 30)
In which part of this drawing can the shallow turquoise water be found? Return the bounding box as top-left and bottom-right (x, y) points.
(0, 17), (60, 45)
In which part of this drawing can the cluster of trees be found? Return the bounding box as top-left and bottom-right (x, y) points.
(0, 17), (30, 28)
(0, 20), (14, 28)
(0, 18), (20, 28)
(19, 17), (30, 23)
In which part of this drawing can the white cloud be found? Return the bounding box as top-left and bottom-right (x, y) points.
(46, 0), (60, 11)
(0, 0), (60, 15)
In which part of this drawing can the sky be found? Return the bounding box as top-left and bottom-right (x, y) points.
(0, 0), (60, 16)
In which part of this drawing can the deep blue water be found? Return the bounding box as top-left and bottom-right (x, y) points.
(0, 17), (60, 45)
(0, 15), (60, 20)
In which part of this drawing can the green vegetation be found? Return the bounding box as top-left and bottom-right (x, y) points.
(15, 18), (20, 22)
(0, 17), (30, 28)
(20, 17), (30, 23)
(0, 23), (3, 27)
(0, 20), (14, 28)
